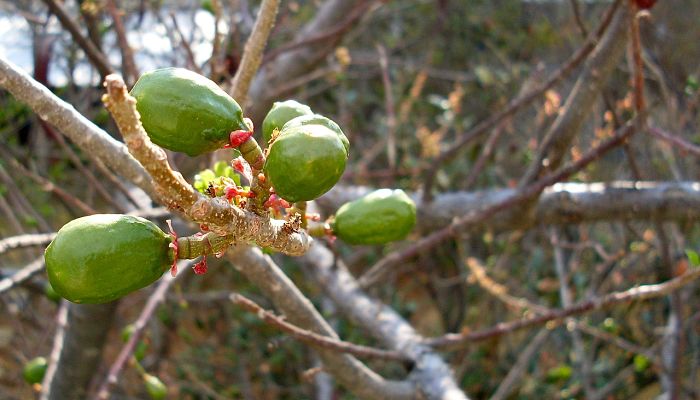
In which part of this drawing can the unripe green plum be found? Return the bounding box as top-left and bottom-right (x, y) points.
(264, 125), (347, 202)
(45, 215), (172, 304)
(130, 68), (248, 156)
(332, 189), (416, 245)
(262, 100), (313, 145)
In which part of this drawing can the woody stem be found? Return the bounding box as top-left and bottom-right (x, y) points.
(176, 233), (235, 259)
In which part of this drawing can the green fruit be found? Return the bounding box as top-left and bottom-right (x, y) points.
(262, 100), (313, 145)
(282, 114), (349, 154)
(44, 281), (62, 303)
(264, 125), (347, 202)
(121, 324), (148, 361)
(332, 189), (417, 245)
(143, 374), (167, 400)
(130, 68), (248, 156)
(23, 357), (47, 385)
(45, 215), (172, 304)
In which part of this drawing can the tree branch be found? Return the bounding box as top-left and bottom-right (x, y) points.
(358, 123), (635, 288)
(229, 0), (280, 105)
(246, 0), (372, 124)
(228, 292), (409, 362)
(229, 246), (417, 400)
(300, 243), (468, 400)
(41, 301), (118, 400)
(0, 56), (156, 199)
(322, 180), (700, 234)
(519, 3), (629, 184)
(426, 264), (700, 351)
(0, 233), (55, 255)
(96, 261), (192, 399)
(101, 75), (312, 256)
(421, 0), (622, 200)
(0, 257), (45, 295)
(40, 0), (112, 78)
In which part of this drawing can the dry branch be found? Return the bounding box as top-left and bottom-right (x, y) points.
(427, 265), (700, 350)
(520, 3), (629, 184)
(0, 257), (45, 295)
(229, 0), (280, 104)
(301, 243), (468, 400)
(96, 261), (192, 399)
(321, 180), (700, 233)
(0, 56), (155, 199)
(230, 246), (417, 400)
(246, 0), (372, 124)
(40, 0), (112, 78)
(41, 301), (118, 400)
(0, 233), (55, 255)
(358, 123), (635, 288)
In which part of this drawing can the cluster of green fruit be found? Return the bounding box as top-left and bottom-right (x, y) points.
(44, 68), (417, 305)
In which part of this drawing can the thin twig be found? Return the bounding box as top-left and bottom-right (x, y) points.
(359, 122), (636, 288)
(105, 0), (139, 85)
(40, 0), (112, 78)
(42, 121), (128, 213)
(96, 261), (192, 400)
(649, 126), (700, 157)
(377, 44), (397, 169)
(261, 0), (375, 65)
(0, 257), (45, 295)
(0, 56), (156, 200)
(550, 228), (594, 397)
(5, 154), (97, 215)
(229, 0), (280, 104)
(426, 263), (700, 350)
(169, 12), (203, 74)
(230, 246), (416, 400)
(519, 2), (628, 185)
(422, 0), (622, 200)
(229, 292), (409, 362)
(0, 233), (55, 255)
(489, 329), (551, 400)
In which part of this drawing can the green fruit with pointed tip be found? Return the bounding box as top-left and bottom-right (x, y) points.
(264, 125), (347, 202)
(262, 100), (313, 145)
(23, 357), (47, 385)
(130, 68), (248, 156)
(282, 114), (349, 154)
(332, 189), (417, 245)
(144, 374), (167, 400)
(45, 215), (172, 304)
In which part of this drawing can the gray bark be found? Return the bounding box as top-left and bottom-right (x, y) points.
(41, 301), (119, 400)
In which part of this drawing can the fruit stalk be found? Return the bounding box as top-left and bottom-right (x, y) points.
(176, 233), (234, 260)
(234, 134), (273, 215)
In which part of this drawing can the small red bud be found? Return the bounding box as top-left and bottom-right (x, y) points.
(306, 213), (321, 221)
(635, 0), (656, 9)
(225, 130), (254, 149)
(193, 256), (208, 275)
(264, 194), (291, 210)
(232, 158), (247, 174)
